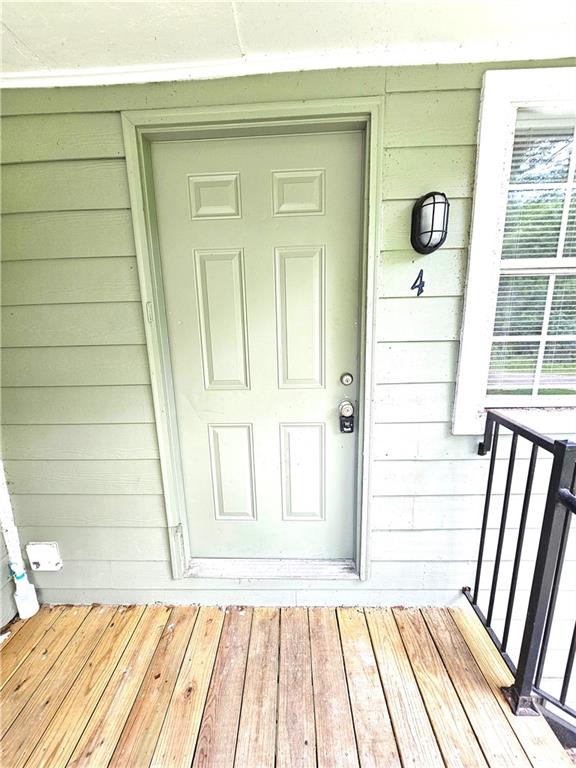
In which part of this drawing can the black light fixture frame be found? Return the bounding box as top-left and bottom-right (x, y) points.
(411, 191), (450, 254)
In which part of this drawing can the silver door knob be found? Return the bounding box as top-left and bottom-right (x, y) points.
(339, 400), (354, 418)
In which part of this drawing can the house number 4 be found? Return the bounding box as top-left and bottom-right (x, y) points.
(411, 269), (425, 297)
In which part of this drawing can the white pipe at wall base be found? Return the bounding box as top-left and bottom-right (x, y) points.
(0, 463), (39, 620)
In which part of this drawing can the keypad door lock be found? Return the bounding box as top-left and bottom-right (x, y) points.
(339, 400), (355, 433)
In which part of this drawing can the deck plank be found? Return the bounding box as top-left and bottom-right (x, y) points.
(0, 603), (570, 768)
(192, 606), (252, 768)
(393, 607), (488, 768)
(0, 605), (114, 768)
(0, 605), (64, 688)
(0, 605), (90, 738)
(365, 607), (445, 768)
(66, 605), (171, 768)
(110, 605), (199, 767)
(309, 606), (359, 768)
(337, 608), (401, 768)
(450, 605), (574, 768)
(24, 605), (144, 768)
(276, 607), (317, 768)
(150, 606), (224, 768)
(234, 607), (280, 768)
(424, 607), (532, 768)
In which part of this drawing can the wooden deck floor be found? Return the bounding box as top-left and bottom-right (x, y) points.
(0, 605), (570, 768)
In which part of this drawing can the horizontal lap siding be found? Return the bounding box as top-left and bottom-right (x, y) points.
(2, 424), (159, 460)
(377, 249), (466, 298)
(0, 112), (124, 163)
(1, 160), (130, 213)
(372, 80), (480, 600)
(373, 115), (576, 687)
(2, 386), (154, 424)
(2, 257), (140, 305)
(373, 66), (573, 622)
(0, 112), (168, 611)
(1, 346), (150, 386)
(1, 61), (574, 611)
(5, 460), (163, 494)
(2, 303), (145, 346)
(1, 210), (135, 261)
(372, 71), (576, 721)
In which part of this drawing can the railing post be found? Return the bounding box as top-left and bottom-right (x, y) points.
(478, 411), (494, 456)
(502, 440), (576, 715)
(472, 417), (499, 604)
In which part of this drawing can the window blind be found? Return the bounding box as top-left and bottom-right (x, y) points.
(487, 109), (576, 398)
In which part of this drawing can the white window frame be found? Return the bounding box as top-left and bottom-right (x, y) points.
(453, 67), (576, 435)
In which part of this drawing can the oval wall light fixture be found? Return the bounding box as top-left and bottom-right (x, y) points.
(411, 191), (450, 254)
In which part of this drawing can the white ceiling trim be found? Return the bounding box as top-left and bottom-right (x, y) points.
(2, 41), (575, 90)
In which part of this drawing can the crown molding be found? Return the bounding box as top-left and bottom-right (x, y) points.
(2, 43), (575, 89)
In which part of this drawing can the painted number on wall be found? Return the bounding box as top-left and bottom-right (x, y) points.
(411, 268), (425, 297)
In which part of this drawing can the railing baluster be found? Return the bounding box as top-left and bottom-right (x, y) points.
(465, 410), (576, 727)
(503, 440), (575, 715)
(473, 418), (499, 604)
(501, 442), (538, 652)
(534, 505), (572, 688)
(487, 431), (518, 627)
(558, 479), (576, 708)
(560, 621), (576, 705)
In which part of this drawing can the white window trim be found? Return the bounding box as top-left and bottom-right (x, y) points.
(453, 67), (576, 435)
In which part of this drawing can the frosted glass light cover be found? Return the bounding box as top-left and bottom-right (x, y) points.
(411, 191), (450, 254)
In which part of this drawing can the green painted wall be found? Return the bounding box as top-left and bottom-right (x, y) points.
(1, 61), (575, 632)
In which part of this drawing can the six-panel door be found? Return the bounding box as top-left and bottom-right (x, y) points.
(151, 130), (363, 560)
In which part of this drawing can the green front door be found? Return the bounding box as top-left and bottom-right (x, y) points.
(151, 129), (364, 563)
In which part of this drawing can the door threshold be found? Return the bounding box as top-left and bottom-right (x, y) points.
(185, 558), (358, 580)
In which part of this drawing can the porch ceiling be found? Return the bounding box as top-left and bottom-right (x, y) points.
(1, 1), (575, 89)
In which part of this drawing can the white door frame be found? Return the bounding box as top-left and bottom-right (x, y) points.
(122, 97), (384, 580)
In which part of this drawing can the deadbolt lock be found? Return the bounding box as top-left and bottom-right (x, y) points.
(339, 400), (355, 434)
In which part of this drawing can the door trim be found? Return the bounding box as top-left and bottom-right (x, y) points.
(122, 98), (384, 580)
(187, 558), (357, 580)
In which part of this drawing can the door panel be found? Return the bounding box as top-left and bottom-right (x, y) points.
(275, 245), (325, 388)
(280, 423), (325, 521)
(194, 248), (250, 389)
(208, 424), (256, 520)
(151, 130), (364, 561)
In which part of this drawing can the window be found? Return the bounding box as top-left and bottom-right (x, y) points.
(453, 68), (576, 434)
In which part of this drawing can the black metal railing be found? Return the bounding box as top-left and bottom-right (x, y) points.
(463, 409), (576, 731)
